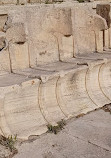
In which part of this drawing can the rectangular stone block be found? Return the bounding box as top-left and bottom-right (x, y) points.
(96, 31), (103, 52)
(27, 7), (72, 66)
(104, 29), (110, 50)
(109, 27), (111, 49)
(0, 49), (11, 75)
(26, 7), (60, 67)
(74, 28), (96, 55)
(72, 6), (96, 55)
(6, 23), (26, 43)
(96, 4), (110, 28)
(9, 42), (29, 71)
(59, 35), (73, 61)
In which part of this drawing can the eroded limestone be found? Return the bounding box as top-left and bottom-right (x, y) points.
(0, 1), (111, 139)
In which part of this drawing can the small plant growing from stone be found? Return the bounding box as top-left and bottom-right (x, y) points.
(45, 0), (51, 4)
(6, 135), (17, 152)
(47, 119), (66, 134)
(0, 135), (17, 152)
(102, 104), (111, 114)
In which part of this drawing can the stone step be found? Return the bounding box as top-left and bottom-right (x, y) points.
(0, 58), (111, 139)
(0, 74), (47, 139)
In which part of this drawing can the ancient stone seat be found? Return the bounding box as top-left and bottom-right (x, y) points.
(0, 2), (111, 139)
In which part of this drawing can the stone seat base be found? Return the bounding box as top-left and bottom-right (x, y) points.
(0, 74), (30, 87)
(13, 61), (87, 82)
(13, 58), (105, 82)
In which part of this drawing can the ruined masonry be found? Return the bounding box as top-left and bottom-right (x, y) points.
(0, 0), (111, 139)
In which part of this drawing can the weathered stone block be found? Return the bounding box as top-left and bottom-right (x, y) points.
(6, 23), (26, 44)
(104, 29), (110, 50)
(27, 7), (72, 66)
(72, 4), (107, 55)
(0, 49), (11, 74)
(9, 43), (29, 70)
(96, 31), (104, 52)
(109, 27), (111, 48)
(96, 4), (110, 28)
(0, 32), (10, 74)
(0, 15), (7, 32)
(59, 35), (73, 61)
(0, 74), (47, 138)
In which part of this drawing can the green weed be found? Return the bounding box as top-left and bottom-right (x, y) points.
(47, 120), (66, 134)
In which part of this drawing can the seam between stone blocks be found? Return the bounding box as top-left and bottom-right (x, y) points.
(55, 76), (68, 118)
(8, 42), (13, 73)
(38, 80), (49, 124)
(98, 63), (111, 102)
(63, 131), (110, 152)
(85, 68), (98, 107)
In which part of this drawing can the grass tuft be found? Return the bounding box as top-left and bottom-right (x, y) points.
(0, 135), (17, 152)
(47, 119), (66, 134)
